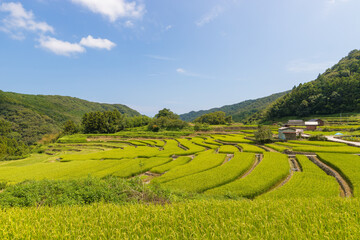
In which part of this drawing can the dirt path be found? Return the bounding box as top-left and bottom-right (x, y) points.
(142, 171), (163, 184)
(238, 154), (262, 179)
(234, 145), (243, 152)
(326, 136), (360, 147)
(259, 145), (278, 152)
(308, 156), (352, 198)
(222, 154), (234, 165)
(289, 157), (301, 172)
(177, 143), (188, 151)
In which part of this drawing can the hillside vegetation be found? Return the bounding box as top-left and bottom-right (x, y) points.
(259, 50), (360, 122)
(180, 91), (289, 122)
(0, 91), (140, 143)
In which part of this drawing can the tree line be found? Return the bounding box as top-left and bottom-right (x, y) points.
(63, 108), (236, 135)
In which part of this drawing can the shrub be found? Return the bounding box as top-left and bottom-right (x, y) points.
(194, 123), (211, 132)
(254, 125), (273, 144)
(0, 176), (171, 207)
(308, 135), (327, 141)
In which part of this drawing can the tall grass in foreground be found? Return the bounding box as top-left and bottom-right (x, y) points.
(0, 199), (359, 239)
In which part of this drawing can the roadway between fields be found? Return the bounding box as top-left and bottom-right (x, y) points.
(326, 136), (360, 147)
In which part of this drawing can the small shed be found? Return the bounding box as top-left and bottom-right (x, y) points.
(278, 127), (297, 140)
(304, 121), (318, 131)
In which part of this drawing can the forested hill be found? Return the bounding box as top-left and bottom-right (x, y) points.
(180, 91), (289, 122)
(260, 49), (360, 122)
(0, 91), (140, 143)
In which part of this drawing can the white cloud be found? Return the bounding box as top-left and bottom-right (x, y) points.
(80, 35), (116, 50)
(165, 25), (172, 31)
(38, 36), (86, 56)
(124, 20), (134, 28)
(0, 2), (54, 39)
(176, 68), (185, 74)
(196, 5), (224, 27)
(0, 2), (117, 56)
(70, 0), (145, 22)
(287, 60), (336, 73)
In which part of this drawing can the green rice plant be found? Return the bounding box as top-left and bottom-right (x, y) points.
(127, 140), (148, 146)
(218, 145), (239, 154)
(205, 152), (290, 198)
(57, 134), (88, 143)
(203, 139), (222, 146)
(292, 146), (360, 154)
(288, 140), (347, 147)
(60, 146), (163, 161)
(0, 159), (135, 183)
(176, 139), (206, 155)
(260, 155), (339, 199)
(156, 140), (187, 157)
(150, 157), (192, 174)
(238, 144), (266, 153)
(264, 144), (290, 153)
(152, 140), (166, 147)
(317, 153), (360, 197)
(190, 137), (219, 149)
(111, 157), (172, 178)
(213, 134), (254, 143)
(275, 142), (312, 148)
(1, 199), (359, 239)
(152, 150), (226, 184)
(163, 152), (256, 193)
(240, 130), (255, 133)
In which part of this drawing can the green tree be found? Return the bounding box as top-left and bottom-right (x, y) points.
(62, 120), (78, 135)
(194, 111), (227, 125)
(148, 109), (188, 131)
(155, 108), (179, 119)
(254, 125), (273, 144)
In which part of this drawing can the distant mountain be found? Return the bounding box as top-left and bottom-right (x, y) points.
(259, 49), (360, 122)
(0, 91), (140, 143)
(180, 91), (289, 122)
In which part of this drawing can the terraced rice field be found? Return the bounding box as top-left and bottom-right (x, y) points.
(317, 153), (360, 197)
(2, 133), (360, 201)
(260, 155), (339, 199)
(152, 150), (226, 184)
(3, 131), (360, 239)
(205, 152), (290, 198)
(163, 152), (256, 193)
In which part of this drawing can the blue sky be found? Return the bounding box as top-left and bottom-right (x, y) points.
(1, 0), (360, 116)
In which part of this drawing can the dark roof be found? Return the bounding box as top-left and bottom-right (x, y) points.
(309, 119), (322, 122)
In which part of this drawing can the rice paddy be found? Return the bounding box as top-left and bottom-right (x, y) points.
(2, 131), (360, 239)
